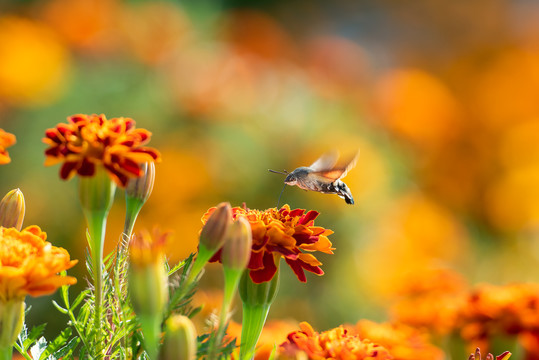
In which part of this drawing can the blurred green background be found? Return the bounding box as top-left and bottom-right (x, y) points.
(2, 0), (539, 342)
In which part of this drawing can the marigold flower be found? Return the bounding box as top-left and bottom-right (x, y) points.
(0, 225), (77, 302)
(389, 268), (468, 335)
(203, 204), (334, 283)
(354, 320), (444, 360)
(279, 322), (392, 360)
(458, 283), (539, 351)
(0, 129), (15, 165)
(43, 114), (161, 187)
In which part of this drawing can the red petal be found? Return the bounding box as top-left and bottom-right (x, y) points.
(60, 161), (79, 179)
(77, 158), (96, 176)
(298, 210), (319, 225)
(249, 252), (277, 283)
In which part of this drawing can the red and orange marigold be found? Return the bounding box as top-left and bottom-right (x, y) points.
(0, 129), (16, 165)
(0, 225), (77, 301)
(279, 322), (393, 360)
(202, 204), (334, 283)
(43, 114), (161, 187)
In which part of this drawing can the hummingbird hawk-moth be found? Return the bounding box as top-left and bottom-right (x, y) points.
(269, 150), (359, 205)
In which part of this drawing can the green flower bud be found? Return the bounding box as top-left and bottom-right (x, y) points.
(124, 162), (156, 237)
(222, 217), (252, 271)
(0, 188), (25, 230)
(160, 315), (197, 360)
(199, 202), (232, 252)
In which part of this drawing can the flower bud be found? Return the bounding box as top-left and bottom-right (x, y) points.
(159, 315), (197, 360)
(129, 229), (169, 317)
(222, 217), (252, 271)
(0, 188), (25, 230)
(199, 202), (232, 252)
(124, 162), (156, 237)
(125, 161), (155, 204)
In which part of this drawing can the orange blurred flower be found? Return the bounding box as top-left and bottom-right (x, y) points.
(40, 0), (121, 53)
(0, 16), (69, 106)
(43, 114), (161, 187)
(129, 228), (168, 267)
(458, 283), (539, 351)
(0, 129), (16, 165)
(202, 204), (334, 283)
(279, 322), (393, 360)
(374, 68), (462, 149)
(390, 268), (468, 335)
(354, 320), (444, 360)
(119, 1), (191, 66)
(0, 225), (77, 301)
(227, 319), (299, 360)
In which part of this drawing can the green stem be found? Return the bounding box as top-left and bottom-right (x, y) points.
(124, 196), (143, 239)
(209, 268), (244, 360)
(140, 315), (160, 360)
(239, 303), (272, 360)
(0, 346), (12, 360)
(85, 210), (107, 358)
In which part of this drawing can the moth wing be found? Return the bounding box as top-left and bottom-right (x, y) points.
(310, 149), (359, 181)
(309, 150), (339, 172)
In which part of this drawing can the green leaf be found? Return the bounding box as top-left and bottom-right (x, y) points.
(41, 328), (73, 358)
(24, 324), (47, 349)
(71, 289), (91, 310)
(52, 300), (68, 314)
(51, 337), (79, 359)
(30, 337), (47, 359)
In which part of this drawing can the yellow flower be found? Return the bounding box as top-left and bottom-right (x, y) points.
(0, 16), (69, 106)
(0, 225), (77, 302)
(43, 114), (161, 187)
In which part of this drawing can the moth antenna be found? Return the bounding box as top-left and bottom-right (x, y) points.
(268, 169), (289, 175)
(277, 182), (286, 209)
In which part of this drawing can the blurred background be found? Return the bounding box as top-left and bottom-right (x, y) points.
(2, 0), (539, 346)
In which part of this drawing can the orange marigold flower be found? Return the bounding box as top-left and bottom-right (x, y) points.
(279, 322), (393, 360)
(0, 225), (77, 301)
(43, 114), (161, 187)
(354, 320), (444, 360)
(0, 129), (16, 165)
(389, 268), (468, 335)
(202, 204), (334, 283)
(458, 283), (539, 351)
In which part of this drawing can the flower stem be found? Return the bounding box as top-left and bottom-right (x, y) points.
(84, 210), (108, 357)
(209, 268), (244, 360)
(123, 196), (143, 240)
(0, 346), (12, 360)
(239, 303), (272, 360)
(140, 315), (161, 360)
(238, 266), (280, 360)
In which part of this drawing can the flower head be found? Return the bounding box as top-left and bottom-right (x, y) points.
(0, 225), (77, 302)
(354, 320), (444, 360)
(279, 322), (392, 360)
(43, 114), (161, 187)
(458, 283), (539, 350)
(202, 204), (334, 283)
(0, 129), (16, 164)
